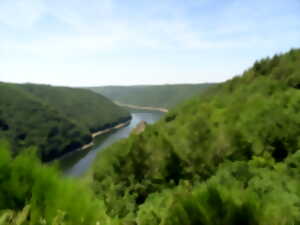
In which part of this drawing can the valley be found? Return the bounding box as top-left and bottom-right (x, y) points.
(1, 1), (299, 224)
(59, 111), (164, 176)
(0, 82), (131, 161)
(1, 49), (300, 225)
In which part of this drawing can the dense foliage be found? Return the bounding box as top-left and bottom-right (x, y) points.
(0, 83), (130, 161)
(19, 84), (130, 132)
(0, 141), (109, 225)
(89, 83), (215, 109)
(90, 49), (300, 224)
(1, 49), (300, 225)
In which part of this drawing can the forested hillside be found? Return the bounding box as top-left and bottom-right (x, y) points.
(1, 49), (300, 225)
(89, 83), (215, 109)
(0, 83), (130, 161)
(18, 84), (130, 132)
(90, 49), (300, 224)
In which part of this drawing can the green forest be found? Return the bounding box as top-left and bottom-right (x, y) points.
(0, 83), (130, 161)
(89, 83), (215, 109)
(1, 49), (300, 225)
(90, 48), (300, 224)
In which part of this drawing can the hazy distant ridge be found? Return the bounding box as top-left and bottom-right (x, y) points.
(89, 83), (216, 109)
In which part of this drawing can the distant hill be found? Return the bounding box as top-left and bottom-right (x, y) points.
(0, 82), (130, 161)
(88, 83), (215, 109)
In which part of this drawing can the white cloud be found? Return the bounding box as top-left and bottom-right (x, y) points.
(45, 0), (114, 31)
(0, 0), (45, 28)
(1, 35), (125, 58)
(0, 0), (299, 86)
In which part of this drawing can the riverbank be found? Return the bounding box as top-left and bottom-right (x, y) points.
(91, 120), (130, 138)
(48, 118), (132, 163)
(81, 120), (131, 150)
(60, 111), (164, 176)
(115, 101), (169, 113)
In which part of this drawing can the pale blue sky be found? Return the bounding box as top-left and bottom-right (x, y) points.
(0, 0), (299, 86)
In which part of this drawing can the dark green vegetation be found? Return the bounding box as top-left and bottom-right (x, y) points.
(90, 49), (300, 224)
(0, 83), (130, 161)
(89, 83), (215, 109)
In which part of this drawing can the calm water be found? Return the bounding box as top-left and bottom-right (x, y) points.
(58, 111), (164, 177)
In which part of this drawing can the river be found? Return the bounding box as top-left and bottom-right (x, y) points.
(58, 111), (164, 177)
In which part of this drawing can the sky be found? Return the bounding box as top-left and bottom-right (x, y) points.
(0, 0), (299, 86)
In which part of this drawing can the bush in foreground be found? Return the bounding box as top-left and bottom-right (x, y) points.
(0, 141), (109, 225)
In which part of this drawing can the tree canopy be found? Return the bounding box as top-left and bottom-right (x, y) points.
(0, 83), (130, 161)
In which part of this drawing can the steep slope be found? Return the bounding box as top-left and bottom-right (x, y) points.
(90, 49), (300, 224)
(0, 82), (130, 161)
(19, 84), (130, 132)
(89, 83), (215, 109)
